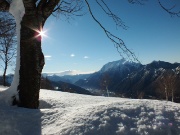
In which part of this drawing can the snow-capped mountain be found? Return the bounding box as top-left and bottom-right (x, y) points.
(75, 59), (142, 90)
(41, 59), (141, 85)
(114, 61), (180, 99)
(100, 59), (141, 73)
(75, 60), (180, 102)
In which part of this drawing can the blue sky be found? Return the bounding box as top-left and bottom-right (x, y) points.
(41, 0), (180, 74)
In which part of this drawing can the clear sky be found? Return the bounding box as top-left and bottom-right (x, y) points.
(41, 0), (180, 74)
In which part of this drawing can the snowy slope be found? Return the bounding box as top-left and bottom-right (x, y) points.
(0, 87), (180, 135)
(100, 59), (141, 73)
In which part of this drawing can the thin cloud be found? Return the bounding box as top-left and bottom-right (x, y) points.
(84, 56), (89, 59)
(45, 55), (52, 60)
(45, 55), (52, 58)
(70, 54), (75, 57)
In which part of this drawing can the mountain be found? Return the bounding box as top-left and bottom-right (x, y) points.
(42, 74), (71, 83)
(99, 59), (141, 73)
(75, 60), (180, 102)
(1, 74), (92, 95)
(75, 59), (142, 90)
(2, 60), (180, 101)
(49, 80), (92, 95)
(40, 76), (92, 95)
(42, 73), (91, 84)
(114, 61), (180, 99)
(43, 70), (84, 77)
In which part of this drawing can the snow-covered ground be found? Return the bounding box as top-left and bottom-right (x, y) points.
(0, 86), (180, 135)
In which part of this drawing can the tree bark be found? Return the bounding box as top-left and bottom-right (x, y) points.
(17, 13), (45, 108)
(10, 0), (61, 109)
(3, 61), (7, 86)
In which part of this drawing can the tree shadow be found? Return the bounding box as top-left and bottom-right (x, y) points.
(0, 89), (42, 135)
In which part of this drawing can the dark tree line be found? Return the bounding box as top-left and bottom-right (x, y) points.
(155, 69), (180, 102)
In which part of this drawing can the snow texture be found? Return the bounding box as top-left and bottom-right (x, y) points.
(0, 87), (180, 135)
(7, 0), (25, 101)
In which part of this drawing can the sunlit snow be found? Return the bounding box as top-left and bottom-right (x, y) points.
(0, 87), (179, 135)
(8, 0), (25, 100)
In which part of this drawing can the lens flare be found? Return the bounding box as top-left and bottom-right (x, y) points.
(39, 31), (46, 37)
(38, 30), (46, 38)
(33, 28), (48, 41)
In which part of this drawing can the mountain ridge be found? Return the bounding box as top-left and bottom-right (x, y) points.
(75, 59), (180, 102)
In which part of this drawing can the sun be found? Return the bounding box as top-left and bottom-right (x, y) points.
(37, 30), (47, 38)
(39, 30), (46, 37)
(33, 28), (48, 41)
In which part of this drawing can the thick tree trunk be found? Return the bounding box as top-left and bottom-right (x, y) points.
(1, 0), (60, 108)
(17, 14), (45, 108)
(8, 0), (60, 109)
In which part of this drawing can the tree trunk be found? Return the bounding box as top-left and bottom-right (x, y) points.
(165, 87), (168, 101)
(17, 13), (45, 108)
(3, 62), (7, 86)
(171, 89), (174, 102)
(106, 86), (109, 97)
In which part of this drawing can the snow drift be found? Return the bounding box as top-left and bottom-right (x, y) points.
(0, 87), (180, 135)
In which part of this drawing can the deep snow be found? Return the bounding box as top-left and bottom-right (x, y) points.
(0, 86), (180, 135)
(8, 0), (25, 99)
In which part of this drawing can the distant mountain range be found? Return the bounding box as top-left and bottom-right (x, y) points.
(74, 59), (180, 102)
(42, 73), (91, 84)
(1, 73), (92, 96)
(75, 59), (142, 90)
(2, 59), (180, 102)
(41, 77), (92, 95)
(42, 70), (93, 77)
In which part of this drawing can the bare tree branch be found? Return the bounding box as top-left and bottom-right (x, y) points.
(85, 0), (140, 62)
(96, 0), (128, 30)
(158, 0), (180, 17)
(128, 0), (148, 5)
(41, 0), (61, 18)
(51, 0), (85, 20)
(0, 16), (16, 37)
